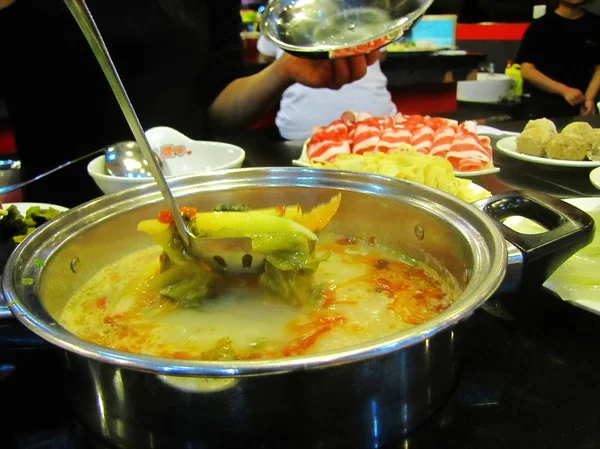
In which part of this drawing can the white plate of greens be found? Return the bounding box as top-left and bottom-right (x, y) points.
(1, 202), (68, 243)
(3, 202), (68, 215)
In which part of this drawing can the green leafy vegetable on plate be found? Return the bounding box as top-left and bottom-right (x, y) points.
(0, 205), (63, 243)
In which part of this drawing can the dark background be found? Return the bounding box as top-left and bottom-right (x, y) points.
(240, 0), (600, 22)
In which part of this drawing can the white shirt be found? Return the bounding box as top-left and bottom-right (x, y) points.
(257, 36), (397, 141)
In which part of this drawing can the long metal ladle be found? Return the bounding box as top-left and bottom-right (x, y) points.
(63, 0), (264, 274)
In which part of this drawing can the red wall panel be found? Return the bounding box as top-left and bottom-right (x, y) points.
(456, 23), (529, 41)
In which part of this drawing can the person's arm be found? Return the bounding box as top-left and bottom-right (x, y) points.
(0, 0), (16, 9)
(209, 51), (380, 129)
(204, 1), (376, 130)
(258, 53), (276, 64)
(580, 65), (600, 115)
(521, 62), (585, 106)
(516, 21), (584, 107)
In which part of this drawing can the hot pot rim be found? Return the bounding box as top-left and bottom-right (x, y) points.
(1, 168), (507, 376)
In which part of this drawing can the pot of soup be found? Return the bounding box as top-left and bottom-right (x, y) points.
(1, 168), (593, 449)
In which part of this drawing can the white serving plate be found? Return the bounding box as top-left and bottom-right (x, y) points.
(504, 197), (600, 316)
(590, 166), (600, 190)
(496, 136), (600, 168)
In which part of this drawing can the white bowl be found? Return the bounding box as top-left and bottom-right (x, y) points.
(457, 73), (513, 104)
(88, 127), (246, 195)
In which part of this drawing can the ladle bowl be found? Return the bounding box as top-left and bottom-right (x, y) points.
(261, 0), (434, 59)
(104, 141), (165, 179)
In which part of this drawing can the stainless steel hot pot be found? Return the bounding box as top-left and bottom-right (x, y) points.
(1, 168), (594, 449)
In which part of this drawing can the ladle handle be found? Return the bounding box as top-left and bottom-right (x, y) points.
(63, 0), (191, 246)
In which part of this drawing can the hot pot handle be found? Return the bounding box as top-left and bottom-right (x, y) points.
(474, 190), (595, 288)
(0, 278), (11, 320)
(0, 276), (47, 349)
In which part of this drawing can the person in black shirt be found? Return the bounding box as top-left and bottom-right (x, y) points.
(0, 0), (380, 204)
(516, 0), (600, 118)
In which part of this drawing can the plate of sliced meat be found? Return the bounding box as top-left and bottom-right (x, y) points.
(293, 112), (500, 177)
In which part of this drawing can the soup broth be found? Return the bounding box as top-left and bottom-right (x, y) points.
(60, 234), (459, 360)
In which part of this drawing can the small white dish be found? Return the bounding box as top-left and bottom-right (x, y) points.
(496, 136), (600, 168)
(590, 166), (600, 190)
(88, 127), (246, 195)
(293, 140), (500, 177)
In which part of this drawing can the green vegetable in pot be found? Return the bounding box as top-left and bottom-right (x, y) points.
(257, 233), (328, 306)
(260, 261), (320, 307)
(200, 337), (236, 360)
(151, 260), (218, 307)
(213, 203), (249, 212)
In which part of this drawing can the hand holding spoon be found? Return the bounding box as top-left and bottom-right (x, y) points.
(63, 0), (264, 275)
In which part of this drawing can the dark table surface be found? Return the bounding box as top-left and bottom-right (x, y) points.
(1, 115), (600, 449)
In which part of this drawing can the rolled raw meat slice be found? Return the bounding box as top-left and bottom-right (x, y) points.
(455, 124), (493, 158)
(376, 115), (395, 130)
(459, 120), (479, 134)
(376, 125), (413, 153)
(478, 135), (493, 154)
(429, 126), (457, 158)
(446, 133), (492, 171)
(309, 120), (350, 145)
(353, 118), (382, 155)
(307, 120), (352, 162)
(411, 125), (435, 154)
(404, 114), (427, 128)
(307, 140), (352, 162)
(326, 120), (350, 138)
(394, 112), (408, 124)
(425, 116), (459, 131)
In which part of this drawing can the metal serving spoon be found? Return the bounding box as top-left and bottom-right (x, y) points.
(104, 141), (165, 179)
(262, 0), (434, 60)
(63, 0), (264, 275)
(0, 151), (102, 196)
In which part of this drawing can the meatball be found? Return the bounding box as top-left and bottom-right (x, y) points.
(545, 133), (590, 161)
(523, 118), (557, 135)
(561, 121), (593, 138)
(585, 129), (600, 161)
(516, 128), (551, 157)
